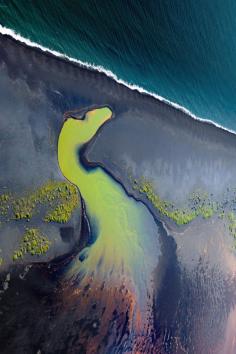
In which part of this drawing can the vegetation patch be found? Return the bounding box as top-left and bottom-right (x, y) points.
(132, 177), (217, 225)
(43, 182), (79, 223)
(131, 174), (236, 246)
(0, 180), (80, 265)
(13, 196), (35, 220)
(13, 228), (51, 261)
(228, 212), (236, 243)
(0, 193), (12, 220)
(9, 180), (80, 223)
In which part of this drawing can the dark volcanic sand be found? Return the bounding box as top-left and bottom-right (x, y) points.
(0, 34), (236, 353)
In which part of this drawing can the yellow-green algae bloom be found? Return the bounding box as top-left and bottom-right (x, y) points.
(58, 107), (160, 326)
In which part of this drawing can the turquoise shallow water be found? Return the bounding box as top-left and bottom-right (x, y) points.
(0, 0), (236, 130)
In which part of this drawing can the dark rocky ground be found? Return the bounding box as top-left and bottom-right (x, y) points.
(0, 34), (236, 353)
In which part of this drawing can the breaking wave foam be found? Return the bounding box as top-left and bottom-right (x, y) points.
(0, 23), (235, 136)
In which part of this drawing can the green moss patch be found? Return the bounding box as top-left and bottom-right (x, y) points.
(131, 174), (236, 245)
(0, 193), (12, 219)
(13, 196), (35, 220)
(13, 228), (51, 261)
(0, 180), (80, 265)
(11, 180), (79, 223)
(43, 182), (79, 223)
(228, 212), (236, 242)
(132, 177), (216, 225)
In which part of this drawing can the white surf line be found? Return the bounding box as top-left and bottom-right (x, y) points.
(0, 23), (235, 136)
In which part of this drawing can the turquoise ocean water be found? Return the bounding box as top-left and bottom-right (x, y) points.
(0, 0), (236, 131)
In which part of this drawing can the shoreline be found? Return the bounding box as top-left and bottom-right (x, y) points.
(0, 24), (235, 137)
(1, 22), (236, 353)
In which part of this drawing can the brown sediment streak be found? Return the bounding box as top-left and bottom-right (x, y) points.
(59, 275), (155, 354)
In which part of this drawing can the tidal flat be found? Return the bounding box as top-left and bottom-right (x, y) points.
(0, 34), (236, 353)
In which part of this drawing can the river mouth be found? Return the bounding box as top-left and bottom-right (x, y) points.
(1, 106), (162, 353)
(1, 106), (235, 354)
(0, 206), (173, 354)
